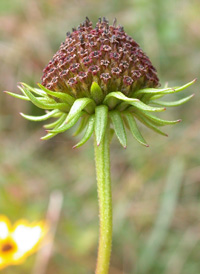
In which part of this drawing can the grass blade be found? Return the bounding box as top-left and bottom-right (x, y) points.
(138, 158), (185, 273)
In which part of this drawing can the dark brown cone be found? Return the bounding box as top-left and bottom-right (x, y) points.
(42, 17), (159, 98)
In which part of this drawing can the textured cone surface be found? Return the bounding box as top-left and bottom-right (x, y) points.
(42, 17), (159, 98)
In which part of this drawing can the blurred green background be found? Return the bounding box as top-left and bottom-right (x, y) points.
(0, 0), (199, 273)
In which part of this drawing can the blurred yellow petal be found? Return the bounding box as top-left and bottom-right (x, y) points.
(12, 222), (45, 255)
(0, 217), (47, 270)
(0, 216), (11, 240)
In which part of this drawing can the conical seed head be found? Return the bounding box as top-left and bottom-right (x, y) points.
(42, 17), (159, 98)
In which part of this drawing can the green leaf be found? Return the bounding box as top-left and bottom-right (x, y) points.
(37, 83), (75, 105)
(124, 112), (148, 147)
(151, 94), (194, 107)
(20, 109), (59, 121)
(73, 115), (95, 148)
(136, 114), (168, 136)
(73, 116), (89, 136)
(95, 105), (108, 145)
(41, 113), (67, 140)
(90, 82), (104, 104)
(50, 111), (82, 133)
(66, 98), (95, 124)
(4, 91), (30, 101)
(109, 111), (127, 148)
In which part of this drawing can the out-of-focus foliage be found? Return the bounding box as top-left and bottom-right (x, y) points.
(0, 0), (199, 273)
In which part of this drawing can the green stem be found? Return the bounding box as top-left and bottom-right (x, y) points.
(94, 126), (112, 274)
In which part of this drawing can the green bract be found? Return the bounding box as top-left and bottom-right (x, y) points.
(6, 79), (195, 147)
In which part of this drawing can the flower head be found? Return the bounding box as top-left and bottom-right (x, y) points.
(41, 17), (159, 98)
(0, 215), (46, 270)
(6, 17), (195, 148)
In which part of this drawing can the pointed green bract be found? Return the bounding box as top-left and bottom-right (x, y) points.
(109, 111), (127, 148)
(20, 109), (59, 121)
(149, 94), (166, 101)
(164, 79), (196, 94)
(116, 101), (129, 112)
(43, 113), (66, 129)
(130, 101), (165, 112)
(37, 83), (75, 105)
(17, 85), (32, 98)
(4, 91), (30, 101)
(73, 115), (95, 148)
(41, 113), (67, 140)
(21, 83), (47, 97)
(66, 98), (95, 124)
(50, 111), (82, 133)
(73, 116), (89, 136)
(136, 114), (168, 136)
(135, 79), (196, 96)
(136, 111), (181, 126)
(51, 112), (63, 118)
(90, 82), (104, 104)
(6, 79), (194, 147)
(134, 87), (174, 96)
(106, 97), (120, 109)
(95, 105), (108, 145)
(124, 112), (148, 147)
(103, 91), (135, 109)
(151, 94), (194, 107)
(21, 85), (69, 111)
(37, 97), (57, 104)
(103, 91), (165, 112)
(104, 91), (138, 104)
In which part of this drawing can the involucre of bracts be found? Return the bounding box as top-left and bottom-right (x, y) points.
(5, 17), (196, 148)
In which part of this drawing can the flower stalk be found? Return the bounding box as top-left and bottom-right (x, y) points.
(94, 124), (112, 274)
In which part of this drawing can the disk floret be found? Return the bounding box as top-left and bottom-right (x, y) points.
(6, 17), (195, 148)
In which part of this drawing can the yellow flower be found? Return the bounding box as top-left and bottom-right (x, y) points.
(0, 215), (46, 270)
